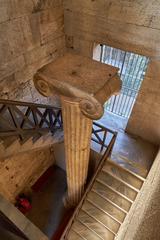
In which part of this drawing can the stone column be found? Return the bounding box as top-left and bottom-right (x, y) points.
(33, 53), (121, 208)
(61, 96), (93, 206)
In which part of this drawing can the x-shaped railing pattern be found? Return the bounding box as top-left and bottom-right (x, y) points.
(0, 99), (116, 152)
(0, 99), (62, 141)
(92, 121), (116, 152)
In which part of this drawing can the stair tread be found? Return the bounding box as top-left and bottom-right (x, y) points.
(20, 134), (33, 145)
(97, 171), (138, 201)
(77, 210), (115, 240)
(102, 168), (140, 192)
(77, 218), (104, 240)
(68, 230), (86, 240)
(111, 154), (148, 178)
(96, 178), (133, 203)
(106, 158), (145, 182)
(72, 220), (103, 240)
(82, 202), (119, 234)
(67, 156), (146, 239)
(93, 181), (132, 212)
(87, 191), (126, 223)
(86, 199), (122, 225)
(92, 189), (127, 214)
(1, 136), (18, 148)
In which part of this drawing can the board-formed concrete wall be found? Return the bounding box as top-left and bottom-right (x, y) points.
(0, 0), (65, 105)
(0, 1), (66, 202)
(0, 147), (55, 202)
(63, 0), (160, 145)
(116, 149), (160, 240)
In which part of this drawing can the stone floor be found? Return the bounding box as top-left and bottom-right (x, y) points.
(27, 166), (68, 239)
(97, 110), (158, 177)
(0, 226), (22, 240)
(99, 110), (128, 132)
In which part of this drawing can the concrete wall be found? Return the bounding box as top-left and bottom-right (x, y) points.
(0, 0), (65, 105)
(117, 149), (160, 240)
(63, 0), (160, 145)
(0, 147), (55, 202)
(0, 1), (66, 202)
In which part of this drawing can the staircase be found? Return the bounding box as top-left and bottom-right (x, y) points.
(0, 99), (117, 160)
(0, 99), (119, 240)
(0, 99), (151, 240)
(64, 157), (145, 240)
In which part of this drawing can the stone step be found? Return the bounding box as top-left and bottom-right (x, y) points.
(97, 171), (138, 201)
(82, 200), (120, 234)
(93, 180), (132, 212)
(102, 170), (140, 193)
(0, 136), (18, 148)
(103, 160), (144, 190)
(0, 131), (64, 160)
(77, 210), (115, 240)
(67, 230), (86, 240)
(110, 154), (148, 178)
(71, 220), (102, 240)
(66, 156), (146, 240)
(87, 191), (126, 223)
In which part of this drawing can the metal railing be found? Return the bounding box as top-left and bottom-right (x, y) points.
(0, 99), (62, 141)
(101, 45), (149, 118)
(0, 99), (116, 152)
(0, 99), (117, 240)
(91, 121), (116, 153)
(61, 131), (117, 240)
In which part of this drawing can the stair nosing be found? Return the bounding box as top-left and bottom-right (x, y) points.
(101, 169), (140, 193)
(76, 219), (104, 240)
(81, 208), (117, 236)
(91, 189), (128, 215)
(96, 178), (133, 204)
(71, 229), (88, 240)
(111, 154), (148, 178)
(106, 158), (146, 182)
(86, 199), (122, 225)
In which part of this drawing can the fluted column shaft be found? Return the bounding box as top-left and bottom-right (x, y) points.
(33, 53), (122, 207)
(61, 96), (93, 207)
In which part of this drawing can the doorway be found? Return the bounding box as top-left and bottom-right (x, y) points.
(99, 44), (149, 118)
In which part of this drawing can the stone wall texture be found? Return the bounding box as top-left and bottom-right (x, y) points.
(0, 0), (66, 203)
(117, 149), (160, 240)
(0, 147), (55, 202)
(63, 0), (160, 145)
(0, 0), (65, 105)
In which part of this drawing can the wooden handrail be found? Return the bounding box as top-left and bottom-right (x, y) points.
(0, 99), (60, 109)
(60, 133), (117, 239)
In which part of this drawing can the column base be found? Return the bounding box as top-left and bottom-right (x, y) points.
(63, 193), (78, 209)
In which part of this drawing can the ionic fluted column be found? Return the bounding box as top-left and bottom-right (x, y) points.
(61, 97), (93, 206)
(33, 53), (121, 207)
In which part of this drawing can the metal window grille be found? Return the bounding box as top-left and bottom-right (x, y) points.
(101, 45), (149, 118)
